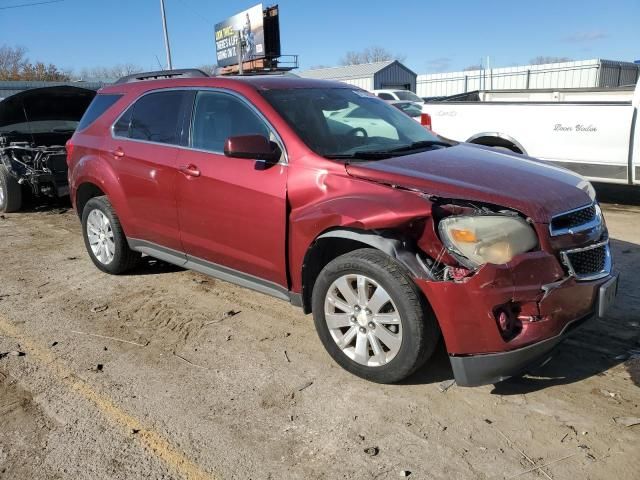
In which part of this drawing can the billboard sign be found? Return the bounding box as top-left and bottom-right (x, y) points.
(215, 4), (265, 68)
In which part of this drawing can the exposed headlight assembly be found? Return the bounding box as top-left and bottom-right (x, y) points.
(438, 215), (538, 269)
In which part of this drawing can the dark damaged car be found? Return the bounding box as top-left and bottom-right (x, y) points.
(67, 74), (619, 386)
(0, 86), (95, 212)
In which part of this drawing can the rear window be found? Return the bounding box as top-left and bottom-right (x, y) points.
(77, 94), (122, 131)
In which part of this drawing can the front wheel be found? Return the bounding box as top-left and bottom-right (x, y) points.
(312, 248), (440, 383)
(81, 196), (141, 274)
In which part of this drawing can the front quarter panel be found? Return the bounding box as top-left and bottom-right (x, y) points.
(287, 160), (431, 293)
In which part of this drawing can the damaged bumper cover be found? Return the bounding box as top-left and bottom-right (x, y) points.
(415, 249), (617, 387)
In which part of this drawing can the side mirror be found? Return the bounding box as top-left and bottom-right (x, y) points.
(224, 135), (281, 164)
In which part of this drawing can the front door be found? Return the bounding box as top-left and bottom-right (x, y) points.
(176, 90), (288, 287)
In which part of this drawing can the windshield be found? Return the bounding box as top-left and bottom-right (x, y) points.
(393, 91), (423, 103)
(393, 102), (422, 118)
(261, 88), (442, 158)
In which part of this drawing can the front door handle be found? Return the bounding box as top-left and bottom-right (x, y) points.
(179, 164), (201, 177)
(110, 147), (125, 159)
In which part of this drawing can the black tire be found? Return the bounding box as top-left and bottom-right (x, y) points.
(0, 165), (23, 213)
(81, 196), (141, 274)
(312, 248), (440, 383)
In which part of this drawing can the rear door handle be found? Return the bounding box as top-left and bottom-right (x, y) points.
(179, 164), (201, 177)
(110, 147), (125, 159)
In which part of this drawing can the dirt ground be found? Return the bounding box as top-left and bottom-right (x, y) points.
(0, 189), (639, 479)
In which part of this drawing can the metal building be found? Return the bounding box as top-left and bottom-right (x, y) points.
(299, 60), (417, 92)
(0, 80), (106, 100)
(416, 59), (640, 98)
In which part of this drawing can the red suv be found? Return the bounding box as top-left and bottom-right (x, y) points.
(67, 70), (618, 386)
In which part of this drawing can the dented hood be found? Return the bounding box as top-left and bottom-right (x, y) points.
(345, 143), (592, 223)
(0, 85), (96, 131)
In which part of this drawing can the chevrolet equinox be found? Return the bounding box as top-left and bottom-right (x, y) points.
(66, 69), (618, 386)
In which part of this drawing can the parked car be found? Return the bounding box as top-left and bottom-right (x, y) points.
(420, 80), (640, 186)
(373, 89), (424, 104)
(0, 86), (96, 212)
(67, 70), (618, 386)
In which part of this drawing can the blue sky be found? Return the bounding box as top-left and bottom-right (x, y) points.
(0, 0), (638, 74)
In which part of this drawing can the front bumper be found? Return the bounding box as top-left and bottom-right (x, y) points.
(415, 250), (616, 387)
(449, 310), (592, 386)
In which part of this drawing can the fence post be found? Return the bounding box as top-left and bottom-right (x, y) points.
(526, 69), (530, 89)
(464, 74), (468, 93)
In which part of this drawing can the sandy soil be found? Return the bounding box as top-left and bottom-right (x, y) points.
(0, 196), (638, 479)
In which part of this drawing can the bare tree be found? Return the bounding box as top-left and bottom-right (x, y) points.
(530, 56), (572, 65)
(76, 63), (144, 80)
(0, 45), (28, 80)
(340, 46), (405, 65)
(0, 44), (68, 81)
(463, 64), (483, 71)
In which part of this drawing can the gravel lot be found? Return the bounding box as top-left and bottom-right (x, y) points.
(1, 190), (639, 480)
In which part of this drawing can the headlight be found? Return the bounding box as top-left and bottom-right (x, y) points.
(438, 215), (538, 268)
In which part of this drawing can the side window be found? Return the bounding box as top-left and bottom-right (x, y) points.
(377, 93), (394, 100)
(114, 91), (186, 145)
(190, 91), (270, 153)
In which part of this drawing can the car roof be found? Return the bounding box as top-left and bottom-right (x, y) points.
(99, 75), (352, 95)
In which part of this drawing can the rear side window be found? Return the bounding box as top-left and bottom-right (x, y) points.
(77, 94), (122, 131)
(377, 93), (394, 100)
(114, 91), (188, 145)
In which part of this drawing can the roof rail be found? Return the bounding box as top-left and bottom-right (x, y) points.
(114, 69), (209, 84)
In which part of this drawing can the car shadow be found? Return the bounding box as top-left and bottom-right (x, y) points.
(18, 194), (73, 214)
(399, 340), (454, 385)
(123, 257), (185, 276)
(593, 182), (640, 206)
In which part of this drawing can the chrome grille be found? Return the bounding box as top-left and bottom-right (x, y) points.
(560, 241), (611, 281)
(550, 203), (600, 236)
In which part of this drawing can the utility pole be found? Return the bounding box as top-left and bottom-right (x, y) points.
(160, 0), (173, 70)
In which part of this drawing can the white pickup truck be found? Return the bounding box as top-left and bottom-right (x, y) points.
(421, 79), (640, 185)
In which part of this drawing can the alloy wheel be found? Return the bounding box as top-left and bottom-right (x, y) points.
(86, 209), (115, 265)
(324, 274), (403, 367)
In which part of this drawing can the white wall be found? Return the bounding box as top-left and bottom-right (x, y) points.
(416, 59), (604, 97)
(336, 77), (374, 91)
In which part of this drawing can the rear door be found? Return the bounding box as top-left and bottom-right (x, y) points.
(106, 90), (192, 251)
(175, 89), (288, 286)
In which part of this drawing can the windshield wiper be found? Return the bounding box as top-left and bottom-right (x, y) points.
(387, 140), (452, 153)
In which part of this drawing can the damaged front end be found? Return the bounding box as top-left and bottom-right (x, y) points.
(0, 85), (96, 210)
(0, 139), (70, 197)
(409, 197), (615, 386)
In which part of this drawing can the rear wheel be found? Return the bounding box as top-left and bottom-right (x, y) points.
(0, 166), (22, 213)
(81, 196), (141, 274)
(312, 248), (440, 383)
